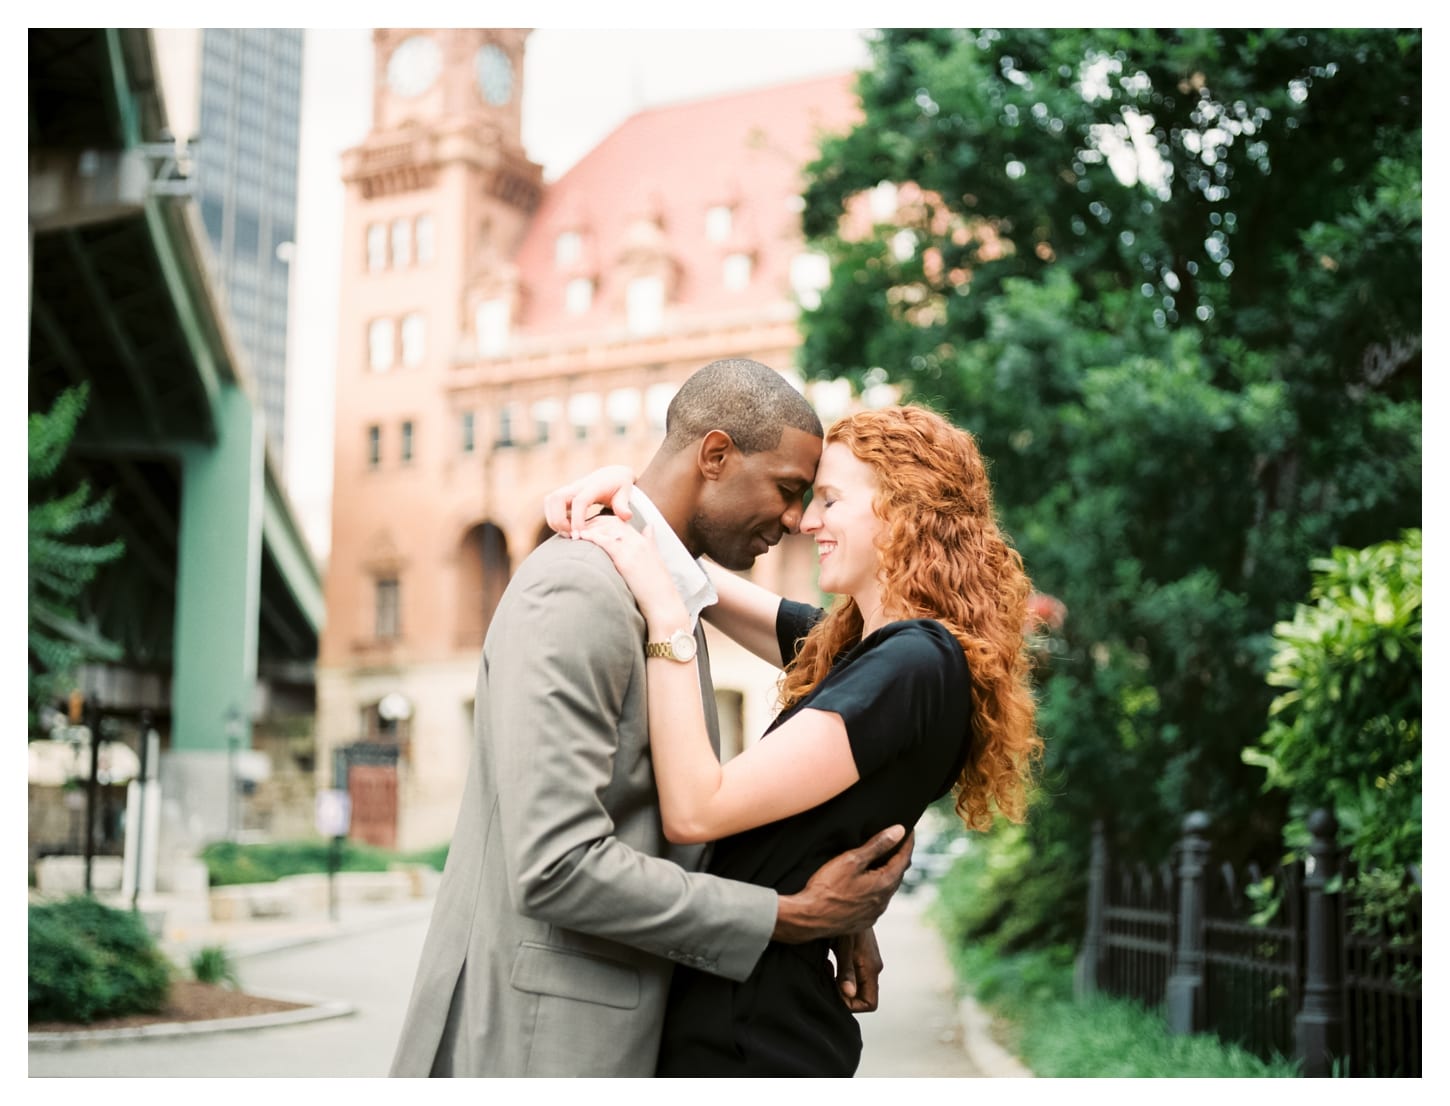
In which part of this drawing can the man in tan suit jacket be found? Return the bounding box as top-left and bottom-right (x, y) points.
(391, 360), (910, 1077)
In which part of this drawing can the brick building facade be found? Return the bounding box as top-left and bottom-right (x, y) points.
(317, 28), (863, 849)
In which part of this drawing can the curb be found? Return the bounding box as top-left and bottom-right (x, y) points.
(956, 995), (1034, 1077)
(28, 990), (355, 1050)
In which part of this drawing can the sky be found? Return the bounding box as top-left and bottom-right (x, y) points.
(244, 27), (876, 560)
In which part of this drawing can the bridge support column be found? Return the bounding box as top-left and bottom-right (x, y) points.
(161, 383), (264, 858)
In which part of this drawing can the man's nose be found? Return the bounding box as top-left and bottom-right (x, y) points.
(781, 501), (805, 533)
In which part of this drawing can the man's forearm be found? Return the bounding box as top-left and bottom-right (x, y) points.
(770, 828), (914, 943)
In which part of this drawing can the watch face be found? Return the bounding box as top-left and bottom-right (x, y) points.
(388, 35), (441, 98)
(475, 43), (514, 105)
(671, 630), (698, 662)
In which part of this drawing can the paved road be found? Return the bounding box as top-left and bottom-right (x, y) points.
(31, 885), (982, 1077)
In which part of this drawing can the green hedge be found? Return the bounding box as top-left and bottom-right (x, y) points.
(29, 896), (172, 1023)
(200, 838), (449, 886)
(929, 835), (1300, 1078)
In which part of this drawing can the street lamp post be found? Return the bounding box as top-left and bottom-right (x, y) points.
(225, 706), (244, 842)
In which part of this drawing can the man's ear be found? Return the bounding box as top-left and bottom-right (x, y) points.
(696, 430), (734, 482)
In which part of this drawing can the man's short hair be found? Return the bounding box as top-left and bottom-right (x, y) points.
(663, 359), (823, 455)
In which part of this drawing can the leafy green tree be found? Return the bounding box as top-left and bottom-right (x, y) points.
(799, 29), (1420, 946)
(28, 384), (123, 734)
(1243, 530), (1421, 875)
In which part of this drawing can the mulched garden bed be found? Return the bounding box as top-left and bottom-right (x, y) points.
(29, 980), (308, 1033)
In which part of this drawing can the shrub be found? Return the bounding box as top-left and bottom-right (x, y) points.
(1242, 529), (1422, 875)
(190, 944), (240, 988)
(201, 838), (392, 886)
(29, 896), (172, 1023)
(200, 838), (450, 886)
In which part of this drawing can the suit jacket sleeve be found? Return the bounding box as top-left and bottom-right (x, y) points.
(486, 544), (777, 982)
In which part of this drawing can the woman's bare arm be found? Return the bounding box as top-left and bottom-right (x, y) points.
(701, 562), (792, 668)
(579, 516), (859, 845)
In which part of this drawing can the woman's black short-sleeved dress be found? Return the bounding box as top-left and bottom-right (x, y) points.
(656, 599), (973, 1077)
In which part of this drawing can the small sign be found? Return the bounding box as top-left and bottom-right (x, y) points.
(315, 789), (351, 837)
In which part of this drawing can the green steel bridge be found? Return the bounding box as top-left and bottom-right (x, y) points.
(29, 29), (322, 846)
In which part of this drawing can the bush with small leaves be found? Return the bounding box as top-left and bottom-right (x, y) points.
(29, 896), (172, 1023)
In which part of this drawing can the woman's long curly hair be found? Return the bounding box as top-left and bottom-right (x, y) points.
(777, 405), (1042, 831)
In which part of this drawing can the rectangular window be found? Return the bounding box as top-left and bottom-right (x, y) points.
(369, 318), (394, 372)
(367, 424), (381, 468)
(461, 411), (475, 454)
(606, 388), (640, 438)
(415, 214), (435, 264)
(568, 392), (600, 442)
(532, 398), (559, 445)
(401, 420), (414, 463)
(401, 312), (426, 367)
(375, 577), (400, 640)
(367, 223), (388, 271)
(646, 381), (675, 432)
(391, 217), (411, 267)
(497, 403), (516, 448)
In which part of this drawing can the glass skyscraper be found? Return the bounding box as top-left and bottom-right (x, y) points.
(194, 29), (304, 464)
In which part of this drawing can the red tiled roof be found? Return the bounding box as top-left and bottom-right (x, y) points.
(513, 72), (861, 336)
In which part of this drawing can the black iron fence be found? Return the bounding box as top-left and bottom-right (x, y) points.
(1076, 810), (1421, 1077)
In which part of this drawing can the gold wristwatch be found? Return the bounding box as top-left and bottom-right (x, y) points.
(645, 628), (697, 663)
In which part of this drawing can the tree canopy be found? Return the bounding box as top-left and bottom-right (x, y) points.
(799, 28), (1421, 944)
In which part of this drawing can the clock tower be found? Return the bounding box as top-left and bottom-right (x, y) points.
(320, 29), (542, 848)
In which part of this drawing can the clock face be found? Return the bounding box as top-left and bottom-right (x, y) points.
(475, 43), (514, 106)
(387, 35), (441, 98)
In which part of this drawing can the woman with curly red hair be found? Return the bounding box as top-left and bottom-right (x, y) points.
(549, 403), (1041, 1076)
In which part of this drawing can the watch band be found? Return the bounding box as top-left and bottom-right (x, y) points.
(645, 628), (697, 662)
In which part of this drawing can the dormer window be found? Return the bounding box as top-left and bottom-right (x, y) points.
(626, 276), (664, 335)
(565, 276), (594, 316)
(555, 230), (582, 268)
(476, 299), (510, 356)
(705, 204), (733, 243)
(723, 252), (753, 291)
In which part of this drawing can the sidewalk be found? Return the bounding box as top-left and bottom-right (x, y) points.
(861, 887), (1032, 1077)
(156, 890), (436, 962)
